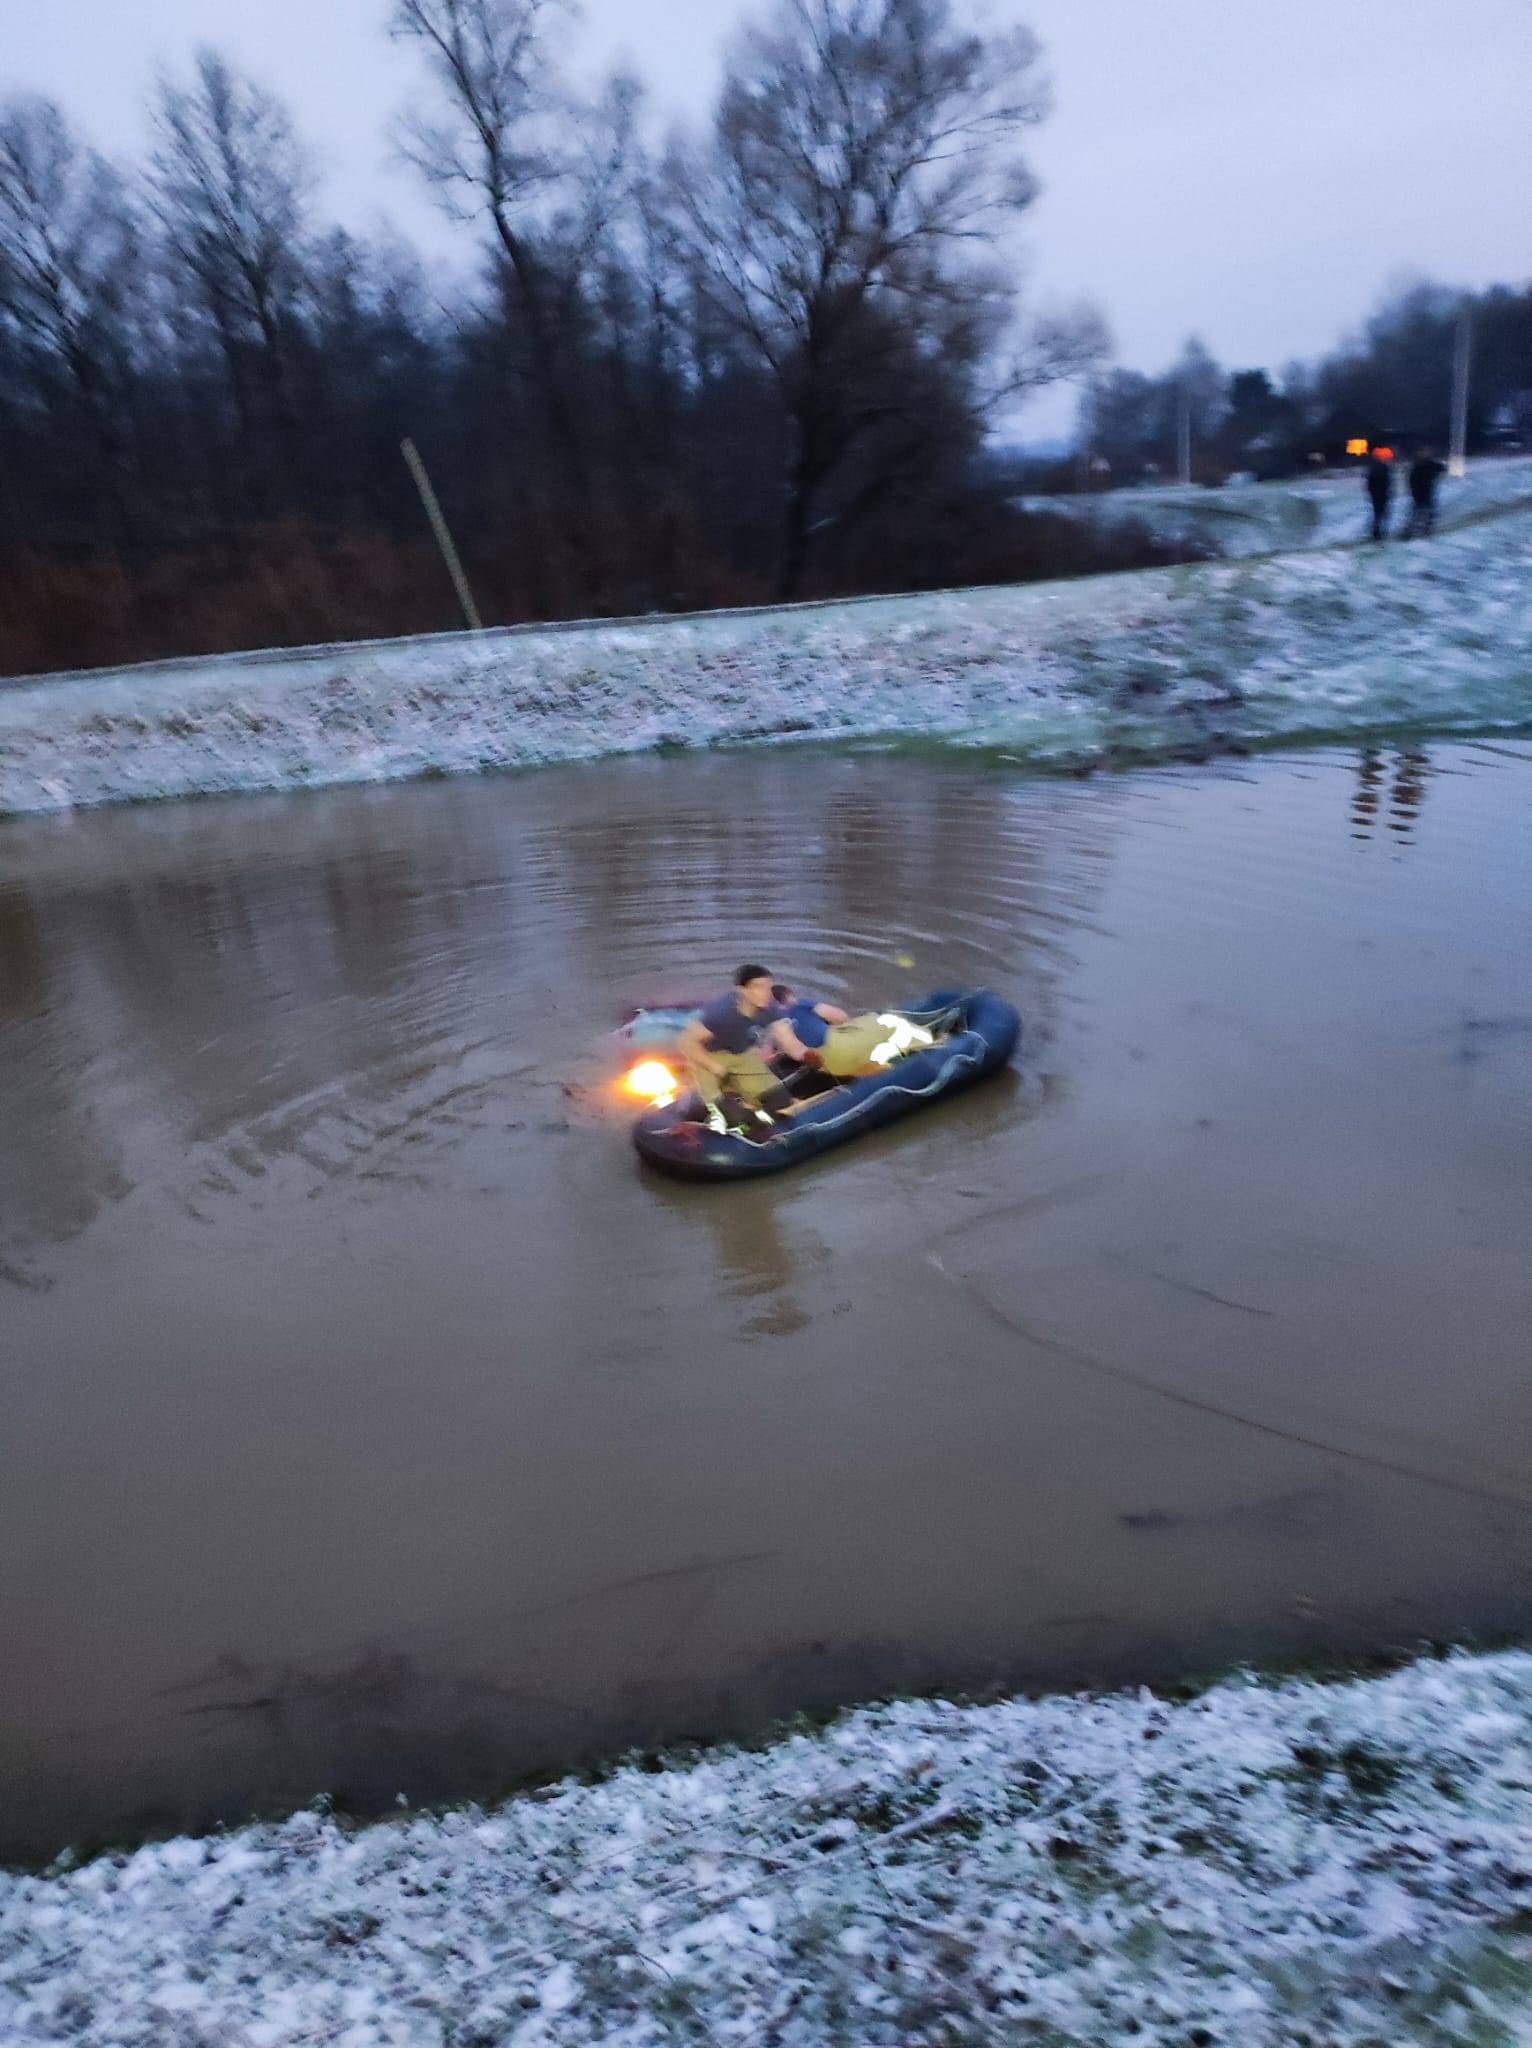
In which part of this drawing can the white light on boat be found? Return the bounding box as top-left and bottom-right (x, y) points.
(870, 1014), (936, 1065)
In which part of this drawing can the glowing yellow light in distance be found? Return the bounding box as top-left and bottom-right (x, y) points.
(1346, 438), (1369, 456)
(624, 1060), (678, 1104)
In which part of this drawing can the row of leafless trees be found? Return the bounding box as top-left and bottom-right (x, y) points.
(0, 0), (1117, 674)
(1070, 283), (1532, 488)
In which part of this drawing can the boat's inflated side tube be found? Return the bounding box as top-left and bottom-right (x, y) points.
(632, 989), (1021, 1182)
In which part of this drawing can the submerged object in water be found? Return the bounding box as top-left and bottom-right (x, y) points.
(632, 989), (1020, 1181)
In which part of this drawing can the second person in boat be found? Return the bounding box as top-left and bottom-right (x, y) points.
(772, 983), (938, 1078)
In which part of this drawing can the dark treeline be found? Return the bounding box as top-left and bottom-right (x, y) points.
(4, 3), (1526, 679)
(0, 0), (1128, 677)
(1057, 284), (1532, 492)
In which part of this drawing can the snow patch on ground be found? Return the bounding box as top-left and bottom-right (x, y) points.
(2, 483), (1530, 817)
(3, 1650), (1530, 2045)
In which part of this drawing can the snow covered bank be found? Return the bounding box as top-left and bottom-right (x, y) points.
(2, 492), (1531, 818)
(3, 1650), (1528, 2045)
(1022, 452), (1532, 558)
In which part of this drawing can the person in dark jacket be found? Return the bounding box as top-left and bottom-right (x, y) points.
(1364, 451), (1394, 541)
(1403, 447), (1447, 537)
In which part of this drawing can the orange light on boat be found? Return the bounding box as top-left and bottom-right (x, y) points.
(624, 1059), (678, 1105)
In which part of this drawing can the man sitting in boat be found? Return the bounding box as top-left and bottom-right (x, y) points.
(772, 983), (938, 1078)
(676, 965), (819, 1123)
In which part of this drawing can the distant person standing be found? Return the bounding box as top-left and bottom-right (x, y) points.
(1403, 447), (1447, 537)
(1364, 450), (1394, 541)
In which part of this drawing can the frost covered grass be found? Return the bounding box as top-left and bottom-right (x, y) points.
(3, 1650), (1530, 2046)
(1023, 453), (1532, 559)
(2, 475), (1530, 817)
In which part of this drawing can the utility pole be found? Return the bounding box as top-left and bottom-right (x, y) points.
(401, 437), (484, 633)
(1449, 303), (1472, 479)
(1177, 386), (1192, 486)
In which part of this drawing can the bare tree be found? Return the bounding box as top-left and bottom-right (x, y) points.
(150, 50), (315, 479)
(0, 96), (141, 490)
(1001, 300), (1112, 408)
(390, 0), (592, 491)
(667, 0), (1090, 596)
(0, 4), (1142, 672)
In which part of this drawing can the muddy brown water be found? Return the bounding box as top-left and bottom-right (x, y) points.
(2, 740), (1529, 1859)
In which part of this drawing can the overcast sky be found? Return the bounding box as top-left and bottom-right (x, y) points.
(10, 0), (1531, 431)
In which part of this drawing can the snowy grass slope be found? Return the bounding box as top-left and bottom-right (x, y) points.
(1021, 452), (1532, 558)
(2, 481), (1530, 817)
(2, 1649), (1529, 2046)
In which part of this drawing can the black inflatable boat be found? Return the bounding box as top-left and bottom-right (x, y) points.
(632, 989), (1020, 1181)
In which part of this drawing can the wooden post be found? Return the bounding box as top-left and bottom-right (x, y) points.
(1449, 306), (1472, 480)
(401, 437), (484, 632)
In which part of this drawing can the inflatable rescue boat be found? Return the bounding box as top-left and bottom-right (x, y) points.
(631, 989), (1020, 1181)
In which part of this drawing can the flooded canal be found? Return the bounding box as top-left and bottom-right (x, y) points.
(2, 740), (1529, 1859)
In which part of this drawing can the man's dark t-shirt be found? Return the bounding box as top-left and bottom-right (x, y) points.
(698, 992), (784, 1056)
(1410, 457), (1445, 506)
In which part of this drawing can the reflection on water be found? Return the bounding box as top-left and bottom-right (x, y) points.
(652, 1177), (814, 1338)
(2, 740), (1531, 1857)
(0, 890), (45, 1023)
(1351, 744), (1432, 842)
